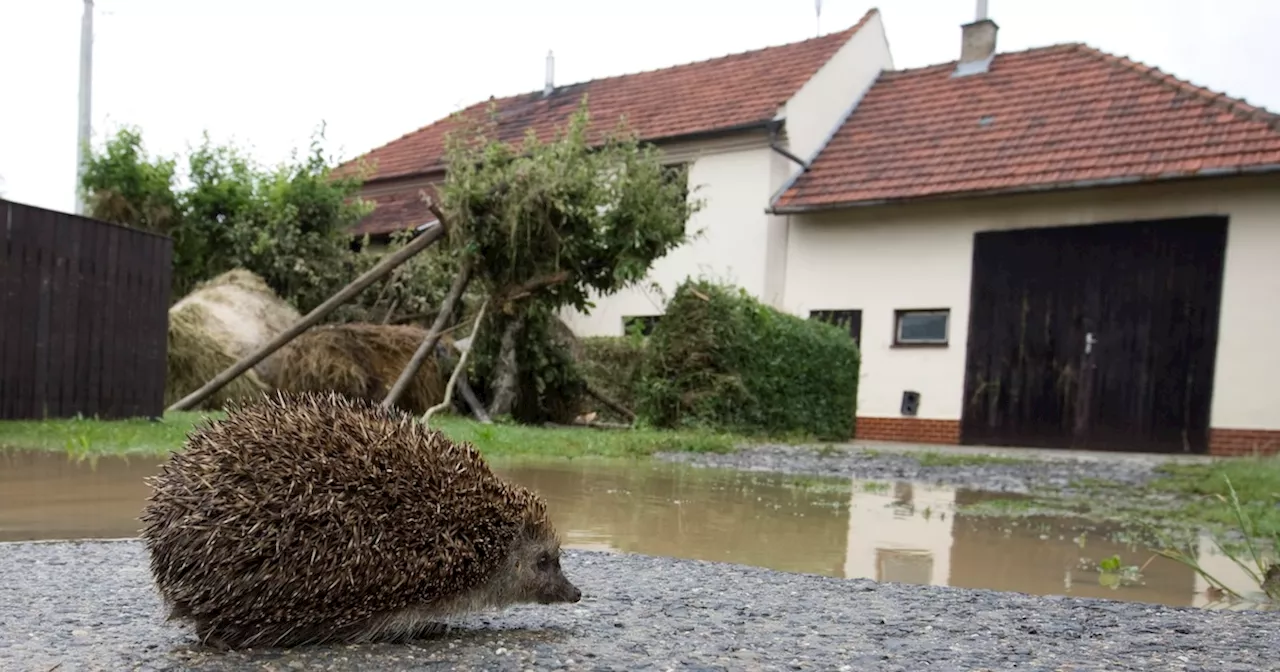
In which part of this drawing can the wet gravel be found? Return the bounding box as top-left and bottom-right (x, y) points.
(3, 539), (1276, 671)
(657, 443), (1167, 494)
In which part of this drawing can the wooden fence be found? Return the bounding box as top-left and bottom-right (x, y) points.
(1, 198), (173, 420)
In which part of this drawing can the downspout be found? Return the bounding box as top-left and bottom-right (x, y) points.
(767, 119), (809, 172)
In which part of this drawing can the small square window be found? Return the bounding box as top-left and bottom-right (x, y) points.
(894, 309), (949, 346)
(622, 315), (662, 337)
(810, 309), (862, 347)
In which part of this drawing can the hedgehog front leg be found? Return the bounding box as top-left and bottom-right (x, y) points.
(338, 607), (452, 644)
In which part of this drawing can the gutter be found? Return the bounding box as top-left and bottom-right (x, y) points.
(766, 119), (810, 172)
(766, 164), (1280, 215)
(764, 68), (887, 214)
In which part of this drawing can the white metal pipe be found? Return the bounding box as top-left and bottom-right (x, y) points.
(75, 0), (94, 215)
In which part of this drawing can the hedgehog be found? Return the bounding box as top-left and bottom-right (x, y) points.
(138, 391), (582, 650)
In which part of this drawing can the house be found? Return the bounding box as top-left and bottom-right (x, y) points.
(337, 8), (894, 334)
(341, 7), (1280, 457)
(769, 16), (1280, 456)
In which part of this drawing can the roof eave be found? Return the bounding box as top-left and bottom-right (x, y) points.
(767, 164), (1280, 214)
(359, 119), (781, 186)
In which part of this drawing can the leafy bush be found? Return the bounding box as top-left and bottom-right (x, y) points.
(577, 334), (647, 421)
(438, 98), (703, 421)
(635, 279), (860, 439)
(80, 126), (375, 310)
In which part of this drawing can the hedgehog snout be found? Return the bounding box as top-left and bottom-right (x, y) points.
(539, 574), (581, 604)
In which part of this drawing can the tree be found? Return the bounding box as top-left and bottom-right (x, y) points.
(79, 125), (377, 310)
(435, 97), (704, 422)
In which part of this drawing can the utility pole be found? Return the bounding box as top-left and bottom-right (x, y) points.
(815, 0), (822, 36)
(75, 0), (94, 215)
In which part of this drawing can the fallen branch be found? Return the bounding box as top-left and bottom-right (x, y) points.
(422, 297), (490, 427)
(542, 420), (635, 431)
(434, 341), (492, 424)
(585, 384), (637, 423)
(381, 254), (473, 410)
(379, 298), (400, 325)
(497, 270), (571, 306)
(167, 218), (449, 412)
(455, 372), (493, 424)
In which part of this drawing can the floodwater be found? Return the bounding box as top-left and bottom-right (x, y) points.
(0, 449), (1260, 610)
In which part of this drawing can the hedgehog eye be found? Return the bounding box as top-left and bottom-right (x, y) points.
(536, 553), (552, 570)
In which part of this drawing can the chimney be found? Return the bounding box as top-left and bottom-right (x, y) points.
(544, 50), (555, 97)
(954, 0), (998, 76)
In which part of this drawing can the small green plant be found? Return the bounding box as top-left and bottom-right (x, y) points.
(63, 432), (92, 461)
(1155, 475), (1280, 606)
(1090, 553), (1145, 589)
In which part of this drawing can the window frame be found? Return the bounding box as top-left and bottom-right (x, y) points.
(809, 309), (863, 348)
(622, 315), (662, 337)
(892, 308), (950, 347)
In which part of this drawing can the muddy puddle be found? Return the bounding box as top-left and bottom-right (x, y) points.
(0, 449), (1259, 609)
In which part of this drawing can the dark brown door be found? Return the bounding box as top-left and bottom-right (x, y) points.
(959, 216), (1228, 454)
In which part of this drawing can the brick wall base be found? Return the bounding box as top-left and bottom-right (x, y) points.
(855, 417), (961, 445)
(1209, 428), (1280, 457)
(853, 419), (1280, 457)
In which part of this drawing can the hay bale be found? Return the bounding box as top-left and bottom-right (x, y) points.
(166, 303), (268, 410)
(270, 323), (449, 415)
(166, 269), (302, 410)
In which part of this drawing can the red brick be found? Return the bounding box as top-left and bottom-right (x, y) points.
(855, 419), (1280, 458)
(855, 417), (961, 445)
(1209, 428), (1280, 457)
(774, 43), (1280, 210)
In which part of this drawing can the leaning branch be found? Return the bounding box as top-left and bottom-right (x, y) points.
(422, 297), (490, 427)
(496, 270), (571, 305)
(167, 217), (449, 412)
(381, 251), (474, 410)
(585, 384), (637, 423)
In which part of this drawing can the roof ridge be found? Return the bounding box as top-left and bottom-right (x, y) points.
(1073, 43), (1280, 130)
(880, 41), (1084, 77)
(496, 8), (879, 100)
(337, 8), (880, 173)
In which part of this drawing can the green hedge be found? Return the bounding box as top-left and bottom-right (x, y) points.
(576, 335), (647, 422)
(635, 279), (860, 439)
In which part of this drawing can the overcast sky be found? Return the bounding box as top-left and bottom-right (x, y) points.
(2, 0), (1276, 213)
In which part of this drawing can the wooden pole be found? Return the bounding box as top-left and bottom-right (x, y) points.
(585, 384), (637, 423)
(422, 297), (490, 426)
(166, 219), (448, 412)
(380, 255), (473, 410)
(434, 341), (492, 424)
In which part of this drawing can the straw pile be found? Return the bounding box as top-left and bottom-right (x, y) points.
(269, 323), (449, 415)
(165, 269), (302, 410)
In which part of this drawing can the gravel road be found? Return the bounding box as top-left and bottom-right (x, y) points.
(657, 444), (1166, 494)
(3, 539), (1275, 672)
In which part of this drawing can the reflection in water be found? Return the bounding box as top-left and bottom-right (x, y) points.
(0, 449), (1261, 609)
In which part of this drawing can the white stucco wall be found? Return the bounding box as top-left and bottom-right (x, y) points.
(560, 14), (895, 335)
(843, 480), (954, 586)
(782, 176), (1280, 431)
(782, 10), (894, 164)
(562, 144), (778, 336)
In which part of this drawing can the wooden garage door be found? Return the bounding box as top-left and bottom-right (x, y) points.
(959, 216), (1228, 454)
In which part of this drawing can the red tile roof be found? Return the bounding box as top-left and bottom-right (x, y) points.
(772, 42), (1280, 211)
(351, 186), (440, 237)
(339, 8), (880, 185)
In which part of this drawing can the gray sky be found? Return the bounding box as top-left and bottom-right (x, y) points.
(2, 0), (1276, 213)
